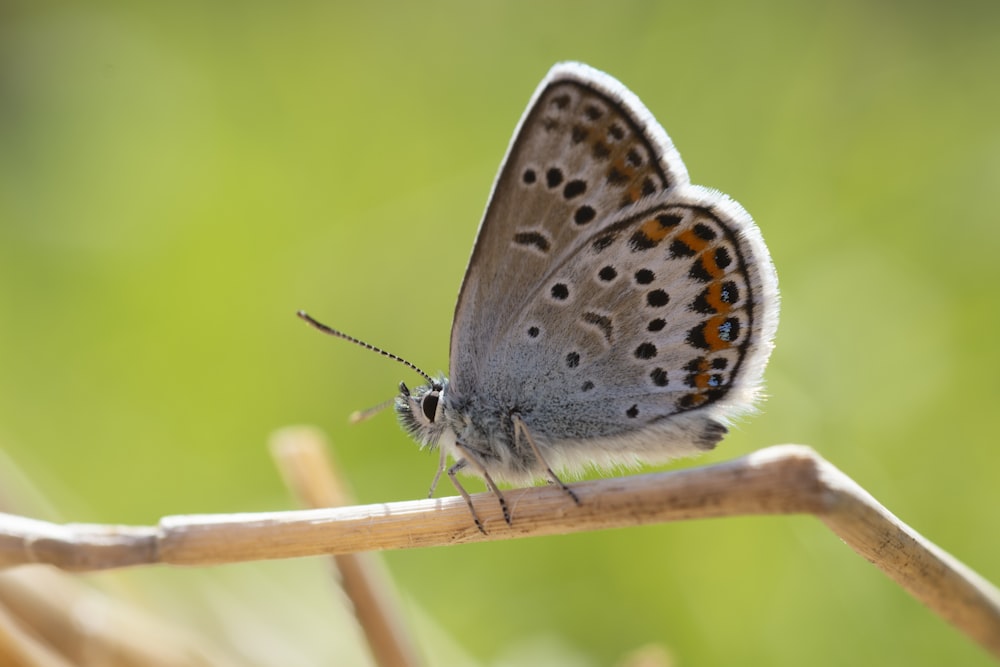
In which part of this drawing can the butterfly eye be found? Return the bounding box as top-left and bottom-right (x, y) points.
(421, 392), (439, 422)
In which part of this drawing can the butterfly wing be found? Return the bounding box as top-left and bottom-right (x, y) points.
(448, 62), (778, 475)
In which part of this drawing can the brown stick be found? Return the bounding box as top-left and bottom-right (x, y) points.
(0, 445), (997, 658)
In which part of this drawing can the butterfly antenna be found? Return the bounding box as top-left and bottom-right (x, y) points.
(296, 310), (437, 386)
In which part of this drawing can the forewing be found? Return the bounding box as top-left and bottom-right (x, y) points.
(449, 62), (690, 392)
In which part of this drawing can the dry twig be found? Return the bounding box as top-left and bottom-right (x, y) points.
(0, 445), (997, 659)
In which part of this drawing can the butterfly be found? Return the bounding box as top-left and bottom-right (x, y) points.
(300, 62), (778, 533)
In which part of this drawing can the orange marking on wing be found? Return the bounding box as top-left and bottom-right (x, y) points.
(693, 372), (711, 390)
(638, 217), (672, 244)
(685, 392), (708, 407)
(696, 249), (725, 280)
(676, 229), (711, 254)
(610, 158), (635, 181)
(704, 282), (733, 314)
(689, 357), (713, 390)
(701, 316), (733, 352)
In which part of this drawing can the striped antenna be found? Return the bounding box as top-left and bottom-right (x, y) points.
(296, 310), (436, 386)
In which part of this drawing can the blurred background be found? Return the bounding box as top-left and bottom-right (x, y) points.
(1, 1), (998, 665)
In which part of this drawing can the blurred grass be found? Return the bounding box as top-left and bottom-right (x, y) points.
(1, 1), (998, 665)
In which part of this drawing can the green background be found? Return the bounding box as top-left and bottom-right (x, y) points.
(2, 1), (998, 665)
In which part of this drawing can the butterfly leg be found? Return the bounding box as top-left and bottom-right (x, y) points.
(426, 446), (448, 498)
(452, 442), (512, 529)
(513, 414), (580, 505)
(444, 459), (488, 534)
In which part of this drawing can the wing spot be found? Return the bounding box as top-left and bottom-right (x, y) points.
(546, 168), (564, 188)
(641, 177), (657, 197)
(512, 231), (550, 253)
(635, 269), (655, 284)
(647, 289), (670, 307)
(592, 234), (614, 252)
(715, 247), (733, 269)
(563, 179), (587, 199)
(607, 167), (629, 185)
(573, 204), (597, 225)
(635, 342), (657, 360)
(574, 205), (596, 225)
(693, 223), (717, 240)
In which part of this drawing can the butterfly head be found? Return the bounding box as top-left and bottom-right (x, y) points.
(395, 377), (449, 447)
